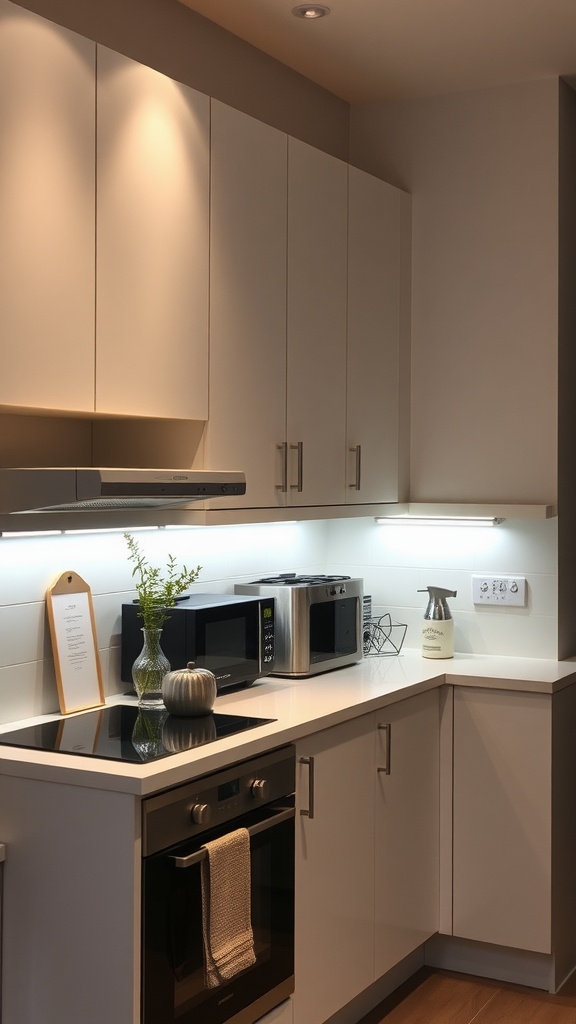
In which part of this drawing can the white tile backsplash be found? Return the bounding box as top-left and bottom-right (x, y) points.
(0, 514), (560, 725)
(326, 515), (558, 661)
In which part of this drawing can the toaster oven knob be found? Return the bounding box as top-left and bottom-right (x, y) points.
(191, 802), (212, 826)
(251, 778), (270, 801)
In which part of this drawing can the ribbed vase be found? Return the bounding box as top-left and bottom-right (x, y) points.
(131, 628), (170, 707)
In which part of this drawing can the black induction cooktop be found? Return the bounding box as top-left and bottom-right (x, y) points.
(0, 704), (275, 764)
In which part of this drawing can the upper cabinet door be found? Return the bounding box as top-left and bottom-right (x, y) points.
(287, 139), (348, 506)
(207, 100), (288, 507)
(95, 48), (209, 420)
(347, 168), (410, 504)
(0, 2), (95, 414)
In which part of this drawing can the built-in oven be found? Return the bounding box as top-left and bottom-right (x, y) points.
(141, 746), (295, 1024)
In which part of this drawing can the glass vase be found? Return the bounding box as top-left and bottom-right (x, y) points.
(131, 628), (170, 707)
(131, 707), (170, 761)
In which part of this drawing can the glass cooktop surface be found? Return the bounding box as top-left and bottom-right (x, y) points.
(0, 704), (275, 764)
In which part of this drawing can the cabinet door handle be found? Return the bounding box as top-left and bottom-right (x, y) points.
(290, 442), (303, 492)
(377, 722), (391, 775)
(276, 442), (288, 492)
(348, 445), (362, 491)
(299, 755), (315, 819)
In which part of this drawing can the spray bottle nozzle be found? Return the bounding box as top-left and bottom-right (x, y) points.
(418, 586), (457, 621)
(417, 587), (457, 599)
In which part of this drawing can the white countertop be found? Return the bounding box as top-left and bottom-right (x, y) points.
(0, 650), (574, 797)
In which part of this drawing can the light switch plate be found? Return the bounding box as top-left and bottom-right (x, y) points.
(472, 575), (527, 606)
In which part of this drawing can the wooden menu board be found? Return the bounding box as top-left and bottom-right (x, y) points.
(46, 571), (105, 715)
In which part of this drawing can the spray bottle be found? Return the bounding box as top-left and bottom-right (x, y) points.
(418, 586), (457, 659)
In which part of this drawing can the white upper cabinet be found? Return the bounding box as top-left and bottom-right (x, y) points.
(207, 103), (409, 514)
(0, 1), (95, 414)
(208, 107), (350, 510)
(0, 9), (408, 502)
(207, 100), (288, 506)
(347, 168), (410, 504)
(286, 139), (348, 506)
(95, 47), (210, 420)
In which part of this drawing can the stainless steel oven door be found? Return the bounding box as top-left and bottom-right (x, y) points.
(142, 791), (294, 1024)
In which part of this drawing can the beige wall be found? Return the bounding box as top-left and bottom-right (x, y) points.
(350, 80), (560, 506)
(12, 0), (350, 159)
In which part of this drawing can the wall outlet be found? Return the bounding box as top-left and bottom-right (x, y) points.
(472, 575), (527, 607)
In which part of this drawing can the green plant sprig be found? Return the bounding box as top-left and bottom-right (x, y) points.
(124, 532), (202, 630)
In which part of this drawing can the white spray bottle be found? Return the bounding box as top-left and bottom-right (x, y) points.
(418, 586), (457, 659)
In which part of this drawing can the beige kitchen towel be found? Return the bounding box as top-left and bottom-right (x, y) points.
(200, 827), (256, 989)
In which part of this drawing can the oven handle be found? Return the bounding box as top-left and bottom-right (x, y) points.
(170, 806), (296, 869)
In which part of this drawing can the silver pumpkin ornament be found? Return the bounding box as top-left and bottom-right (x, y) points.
(161, 660), (217, 717)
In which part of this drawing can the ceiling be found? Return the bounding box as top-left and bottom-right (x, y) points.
(175, 0), (576, 104)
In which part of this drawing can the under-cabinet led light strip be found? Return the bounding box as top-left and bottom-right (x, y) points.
(375, 516), (503, 527)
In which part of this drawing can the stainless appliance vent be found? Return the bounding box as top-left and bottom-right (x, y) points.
(0, 468), (246, 514)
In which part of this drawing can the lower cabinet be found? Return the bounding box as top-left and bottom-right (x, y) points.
(447, 683), (576, 990)
(294, 714), (375, 1024)
(374, 689), (439, 977)
(293, 690), (440, 1024)
(452, 686), (551, 953)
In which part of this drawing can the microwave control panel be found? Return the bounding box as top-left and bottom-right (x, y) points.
(261, 598), (275, 669)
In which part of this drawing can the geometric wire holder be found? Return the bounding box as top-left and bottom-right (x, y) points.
(363, 613), (407, 657)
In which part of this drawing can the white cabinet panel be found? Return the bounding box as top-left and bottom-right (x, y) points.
(96, 47), (209, 420)
(452, 687), (551, 952)
(347, 168), (409, 504)
(374, 689), (440, 976)
(207, 100), (288, 507)
(294, 694), (440, 1024)
(0, 776), (138, 1023)
(0, 1), (95, 413)
(287, 139), (348, 506)
(294, 716), (375, 1024)
(207, 111), (408, 514)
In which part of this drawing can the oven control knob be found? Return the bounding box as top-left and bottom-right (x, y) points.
(251, 778), (270, 801)
(191, 802), (212, 826)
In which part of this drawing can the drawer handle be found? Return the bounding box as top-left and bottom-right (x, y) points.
(299, 755), (315, 819)
(377, 722), (391, 775)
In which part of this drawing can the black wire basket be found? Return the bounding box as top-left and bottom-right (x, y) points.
(363, 613), (407, 657)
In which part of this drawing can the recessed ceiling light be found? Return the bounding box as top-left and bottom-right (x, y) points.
(292, 5), (330, 19)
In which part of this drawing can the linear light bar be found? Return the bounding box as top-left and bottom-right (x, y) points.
(0, 529), (62, 538)
(375, 516), (503, 527)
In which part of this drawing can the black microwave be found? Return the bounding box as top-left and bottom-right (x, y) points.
(121, 594), (275, 693)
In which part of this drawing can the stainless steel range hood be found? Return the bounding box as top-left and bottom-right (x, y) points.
(0, 468), (246, 514)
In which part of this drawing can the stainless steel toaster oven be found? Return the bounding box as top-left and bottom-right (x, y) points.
(235, 574), (363, 677)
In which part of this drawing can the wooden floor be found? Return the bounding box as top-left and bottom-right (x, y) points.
(360, 968), (576, 1024)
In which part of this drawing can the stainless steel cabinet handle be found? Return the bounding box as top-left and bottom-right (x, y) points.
(348, 445), (362, 491)
(290, 442), (303, 492)
(299, 755), (315, 819)
(377, 722), (391, 775)
(170, 806), (295, 868)
(276, 442), (288, 492)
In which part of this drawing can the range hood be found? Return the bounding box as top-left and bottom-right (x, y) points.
(0, 468), (246, 514)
